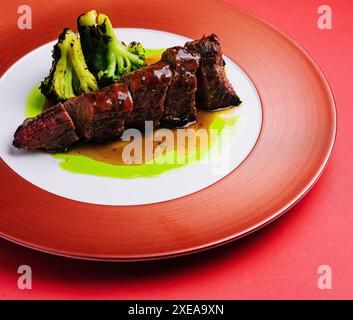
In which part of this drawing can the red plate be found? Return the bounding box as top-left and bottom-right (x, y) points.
(0, 0), (336, 260)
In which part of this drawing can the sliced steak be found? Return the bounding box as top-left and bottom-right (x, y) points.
(161, 46), (200, 127)
(186, 34), (241, 110)
(13, 103), (79, 152)
(63, 82), (133, 142)
(122, 61), (173, 129)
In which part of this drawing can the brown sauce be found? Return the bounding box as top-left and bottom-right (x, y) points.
(66, 110), (219, 165)
(146, 54), (163, 65)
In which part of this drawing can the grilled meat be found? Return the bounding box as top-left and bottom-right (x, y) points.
(186, 34), (241, 110)
(13, 34), (241, 152)
(13, 103), (79, 152)
(122, 61), (173, 128)
(161, 46), (200, 127)
(63, 82), (133, 142)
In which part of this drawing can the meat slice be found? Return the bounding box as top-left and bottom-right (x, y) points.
(185, 34), (241, 110)
(13, 103), (79, 152)
(63, 82), (133, 142)
(161, 46), (200, 127)
(122, 61), (173, 129)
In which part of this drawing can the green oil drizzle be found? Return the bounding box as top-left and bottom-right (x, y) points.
(24, 49), (238, 179)
(52, 116), (237, 179)
(145, 48), (166, 57)
(25, 84), (45, 118)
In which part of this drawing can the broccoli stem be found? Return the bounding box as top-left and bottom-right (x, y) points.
(68, 32), (99, 93)
(53, 37), (75, 100)
(97, 14), (145, 68)
(105, 50), (117, 78)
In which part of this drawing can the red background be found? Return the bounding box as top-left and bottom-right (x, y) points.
(0, 0), (352, 299)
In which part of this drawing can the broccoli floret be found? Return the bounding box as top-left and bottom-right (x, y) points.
(40, 28), (99, 101)
(76, 10), (106, 77)
(78, 10), (146, 86)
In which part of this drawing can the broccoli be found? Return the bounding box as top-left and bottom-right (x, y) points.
(40, 28), (99, 102)
(78, 10), (146, 86)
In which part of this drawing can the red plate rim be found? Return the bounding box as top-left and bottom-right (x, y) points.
(0, 0), (336, 261)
